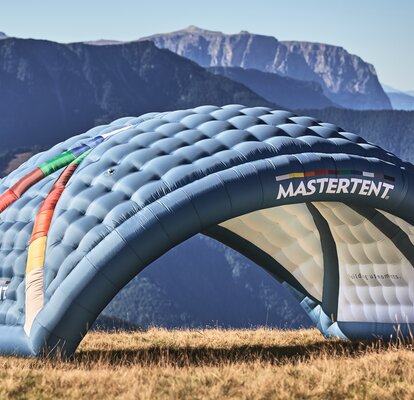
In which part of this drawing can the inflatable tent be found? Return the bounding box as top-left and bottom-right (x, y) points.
(0, 105), (413, 357)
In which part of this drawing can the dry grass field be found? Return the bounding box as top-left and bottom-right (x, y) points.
(0, 328), (413, 400)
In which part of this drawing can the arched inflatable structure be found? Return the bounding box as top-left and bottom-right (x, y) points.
(1, 105), (414, 357)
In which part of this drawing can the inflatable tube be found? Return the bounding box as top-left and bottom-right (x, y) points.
(1, 105), (414, 357)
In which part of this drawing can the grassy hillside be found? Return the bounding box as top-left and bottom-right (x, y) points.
(1, 328), (413, 399)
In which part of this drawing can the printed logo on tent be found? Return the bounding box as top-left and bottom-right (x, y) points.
(0, 280), (9, 301)
(275, 170), (395, 200)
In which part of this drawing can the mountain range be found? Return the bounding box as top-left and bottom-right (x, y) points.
(208, 66), (336, 109)
(382, 84), (414, 110)
(143, 26), (391, 110)
(0, 36), (272, 149)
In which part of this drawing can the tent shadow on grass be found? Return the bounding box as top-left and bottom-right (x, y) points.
(71, 339), (404, 367)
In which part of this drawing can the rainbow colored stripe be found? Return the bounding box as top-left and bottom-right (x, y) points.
(0, 125), (131, 214)
(276, 170), (395, 182)
(0, 147), (90, 213)
(26, 151), (91, 273)
(24, 151), (91, 334)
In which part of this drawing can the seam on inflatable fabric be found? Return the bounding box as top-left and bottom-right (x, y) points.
(51, 274), (109, 316)
(83, 254), (122, 291)
(145, 204), (175, 246)
(350, 205), (414, 269)
(251, 162), (266, 209)
(259, 139), (279, 157)
(177, 186), (204, 230)
(213, 172), (234, 215)
(45, 153), (403, 301)
(229, 147), (250, 164)
(112, 228), (146, 273)
(231, 161), (264, 205)
(30, 319), (78, 355)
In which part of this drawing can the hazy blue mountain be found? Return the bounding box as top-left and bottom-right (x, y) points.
(381, 83), (401, 93)
(209, 66), (336, 109)
(381, 84), (414, 110)
(0, 32), (7, 40)
(143, 26), (391, 110)
(407, 91), (414, 97)
(83, 39), (123, 46)
(0, 37), (274, 149)
(386, 92), (414, 110)
(103, 235), (312, 329)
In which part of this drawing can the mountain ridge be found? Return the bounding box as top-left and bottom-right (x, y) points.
(209, 66), (337, 109)
(142, 26), (391, 110)
(386, 92), (414, 110)
(381, 83), (414, 110)
(0, 36), (275, 149)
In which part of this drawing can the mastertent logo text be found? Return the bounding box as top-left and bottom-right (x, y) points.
(276, 170), (395, 200)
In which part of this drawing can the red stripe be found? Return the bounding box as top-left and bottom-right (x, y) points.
(53, 164), (78, 189)
(11, 168), (45, 197)
(0, 168), (45, 214)
(304, 171), (316, 177)
(0, 190), (18, 213)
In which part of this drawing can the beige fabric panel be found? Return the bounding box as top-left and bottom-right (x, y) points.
(24, 266), (44, 335)
(314, 202), (414, 324)
(220, 204), (324, 301)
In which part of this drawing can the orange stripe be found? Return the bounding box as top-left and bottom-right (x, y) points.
(29, 164), (78, 246)
(31, 209), (55, 243)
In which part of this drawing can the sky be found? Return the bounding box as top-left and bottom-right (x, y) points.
(0, 0), (413, 91)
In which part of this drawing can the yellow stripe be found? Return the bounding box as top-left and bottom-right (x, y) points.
(289, 172), (304, 178)
(26, 236), (47, 274)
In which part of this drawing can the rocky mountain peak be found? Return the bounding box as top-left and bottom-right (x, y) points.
(143, 27), (391, 110)
(186, 25), (206, 32)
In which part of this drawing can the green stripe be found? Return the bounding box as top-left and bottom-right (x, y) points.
(338, 170), (352, 175)
(72, 149), (92, 165)
(39, 151), (76, 175)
